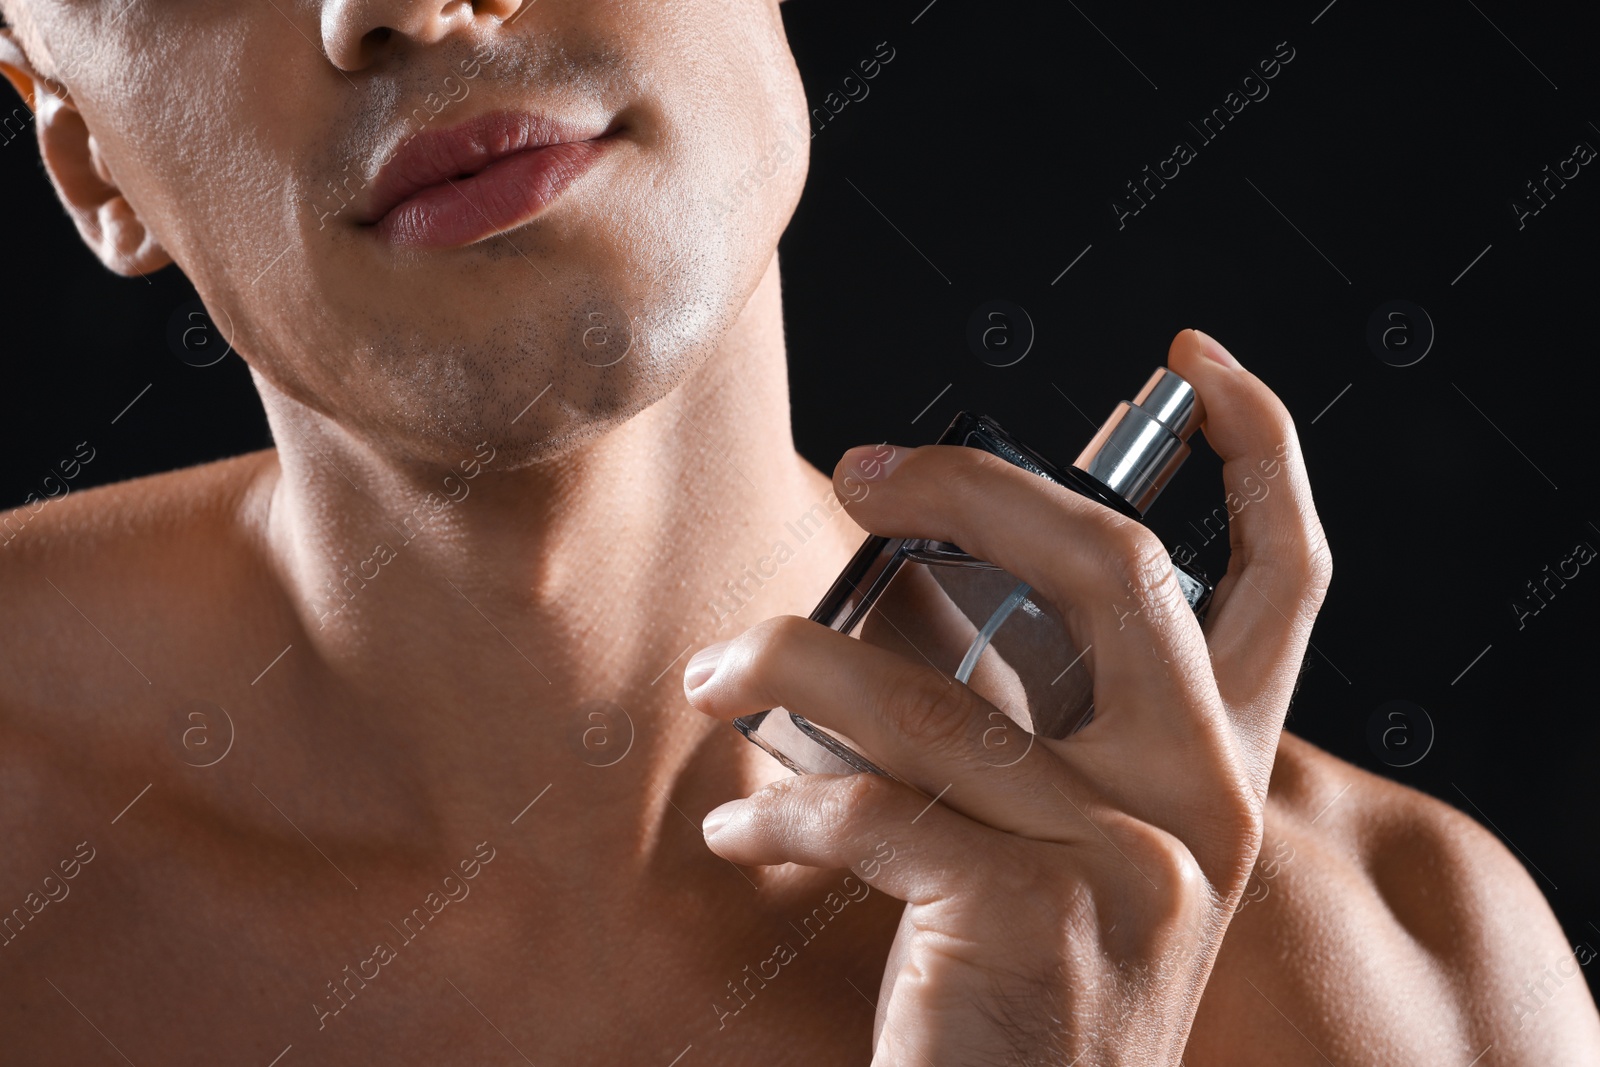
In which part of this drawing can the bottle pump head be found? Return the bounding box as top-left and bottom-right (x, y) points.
(1072, 368), (1205, 515)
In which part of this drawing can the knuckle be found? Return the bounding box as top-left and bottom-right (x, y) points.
(1192, 785), (1265, 894)
(1302, 523), (1334, 602)
(941, 445), (1015, 487)
(724, 617), (798, 689)
(1264, 438), (1333, 607)
(750, 613), (813, 653)
(1099, 519), (1178, 598)
(932, 449), (1016, 517)
(994, 845), (1058, 901)
(1256, 387), (1301, 446)
(1274, 517), (1334, 619)
(756, 774), (845, 843)
(1222, 787), (1266, 861)
(736, 614), (813, 679)
(1148, 826), (1207, 893)
(813, 770), (898, 829)
(874, 663), (983, 755)
(940, 447), (1030, 511)
(1122, 818), (1210, 911)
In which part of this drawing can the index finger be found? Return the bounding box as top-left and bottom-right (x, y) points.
(1167, 329), (1334, 760)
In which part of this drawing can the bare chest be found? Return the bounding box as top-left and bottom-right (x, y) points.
(1, 831), (903, 1066)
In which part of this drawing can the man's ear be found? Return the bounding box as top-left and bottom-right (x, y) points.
(0, 28), (171, 277)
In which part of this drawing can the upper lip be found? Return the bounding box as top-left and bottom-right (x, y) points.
(357, 108), (610, 226)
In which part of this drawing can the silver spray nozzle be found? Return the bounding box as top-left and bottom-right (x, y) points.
(1071, 368), (1204, 515)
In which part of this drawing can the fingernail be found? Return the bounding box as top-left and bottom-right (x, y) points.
(841, 443), (907, 482)
(702, 798), (746, 839)
(1190, 328), (1243, 370)
(684, 640), (729, 691)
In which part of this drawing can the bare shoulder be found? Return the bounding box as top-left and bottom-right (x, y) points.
(0, 449), (278, 670)
(0, 445), (285, 692)
(0, 450), (281, 853)
(1189, 730), (1600, 1066)
(0, 448), (276, 572)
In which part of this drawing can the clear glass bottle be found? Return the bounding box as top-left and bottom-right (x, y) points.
(733, 368), (1213, 780)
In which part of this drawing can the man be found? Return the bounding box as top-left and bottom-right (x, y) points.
(2, 0), (1596, 1063)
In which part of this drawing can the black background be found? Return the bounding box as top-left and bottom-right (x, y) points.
(4, 0), (1598, 1002)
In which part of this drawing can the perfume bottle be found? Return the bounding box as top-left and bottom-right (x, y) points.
(732, 367), (1213, 780)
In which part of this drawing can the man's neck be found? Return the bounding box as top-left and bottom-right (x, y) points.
(242, 257), (865, 866)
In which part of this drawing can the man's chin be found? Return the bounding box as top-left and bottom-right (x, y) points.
(363, 362), (689, 473)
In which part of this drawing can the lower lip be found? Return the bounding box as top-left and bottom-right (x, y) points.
(374, 139), (609, 249)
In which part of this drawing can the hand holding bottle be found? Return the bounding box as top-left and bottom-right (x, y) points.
(683, 329), (1334, 1065)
